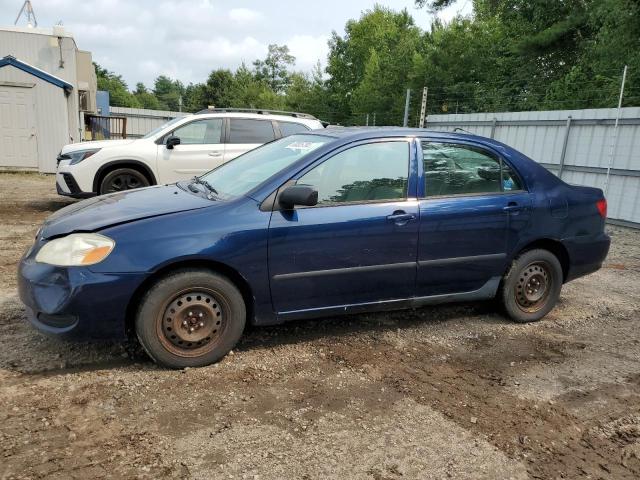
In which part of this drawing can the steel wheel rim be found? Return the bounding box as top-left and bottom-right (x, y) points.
(107, 173), (143, 192)
(514, 261), (552, 313)
(156, 288), (227, 358)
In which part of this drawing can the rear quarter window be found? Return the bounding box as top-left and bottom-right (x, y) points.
(278, 121), (310, 137)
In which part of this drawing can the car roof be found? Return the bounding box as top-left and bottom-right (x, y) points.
(306, 126), (492, 143)
(195, 111), (322, 127)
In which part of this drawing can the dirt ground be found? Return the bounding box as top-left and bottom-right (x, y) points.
(1, 172), (639, 480)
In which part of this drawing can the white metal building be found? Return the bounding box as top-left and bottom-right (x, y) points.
(0, 26), (97, 173)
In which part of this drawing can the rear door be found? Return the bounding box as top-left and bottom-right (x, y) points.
(157, 118), (224, 182)
(268, 139), (419, 315)
(417, 139), (531, 296)
(223, 118), (276, 162)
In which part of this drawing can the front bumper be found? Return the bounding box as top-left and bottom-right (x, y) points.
(18, 255), (147, 340)
(56, 171), (95, 199)
(563, 232), (611, 282)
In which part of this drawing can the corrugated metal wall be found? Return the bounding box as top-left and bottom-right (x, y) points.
(110, 107), (189, 138)
(426, 107), (640, 227)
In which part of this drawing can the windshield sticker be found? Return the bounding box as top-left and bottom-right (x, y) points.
(285, 142), (324, 153)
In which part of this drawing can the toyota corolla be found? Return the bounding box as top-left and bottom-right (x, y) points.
(18, 128), (610, 368)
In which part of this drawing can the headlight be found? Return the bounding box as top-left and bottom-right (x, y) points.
(65, 148), (101, 165)
(35, 233), (115, 266)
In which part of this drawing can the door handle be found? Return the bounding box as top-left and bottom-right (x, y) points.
(208, 152), (222, 157)
(503, 202), (522, 213)
(387, 211), (416, 224)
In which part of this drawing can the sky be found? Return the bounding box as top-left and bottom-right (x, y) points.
(1, 0), (472, 88)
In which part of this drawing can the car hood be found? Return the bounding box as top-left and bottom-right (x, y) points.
(41, 185), (213, 239)
(61, 139), (138, 154)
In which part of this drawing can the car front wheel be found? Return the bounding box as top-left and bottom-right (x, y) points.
(135, 269), (246, 368)
(501, 249), (563, 323)
(99, 168), (150, 195)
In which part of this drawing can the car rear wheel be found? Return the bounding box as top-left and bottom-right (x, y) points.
(99, 168), (149, 195)
(135, 270), (246, 368)
(500, 249), (563, 323)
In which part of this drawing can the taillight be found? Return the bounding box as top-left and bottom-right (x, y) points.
(596, 198), (607, 218)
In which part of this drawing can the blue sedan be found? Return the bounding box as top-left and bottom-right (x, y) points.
(18, 128), (610, 368)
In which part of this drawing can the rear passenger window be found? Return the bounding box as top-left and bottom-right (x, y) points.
(229, 119), (275, 144)
(422, 142), (522, 197)
(279, 122), (310, 137)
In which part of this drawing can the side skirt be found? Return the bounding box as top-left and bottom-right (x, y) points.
(275, 276), (502, 322)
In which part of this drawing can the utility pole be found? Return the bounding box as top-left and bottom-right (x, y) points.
(372, 112), (376, 126)
(365, 113), (369, 126)
(604, 65), (628, 196)
(14, 0), (37, 27)
(402, 89), (411, 127)
(418, 86), (428, 128)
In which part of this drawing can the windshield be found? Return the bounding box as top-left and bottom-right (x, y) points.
(200, 134), (333, 198)
(142, 116), (185, 139)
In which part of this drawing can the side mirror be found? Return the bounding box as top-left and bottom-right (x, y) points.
(166, 135), (181, 149)
(279, 185), (318, 209)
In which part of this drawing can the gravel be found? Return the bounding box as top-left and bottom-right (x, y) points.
(1, 172), (639, 479)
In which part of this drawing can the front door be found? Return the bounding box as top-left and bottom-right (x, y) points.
(0, 86), (37, 168)
(157, 118), (224, 182)
(416, 140), (531, 296)
(223, 118), (276, 163)
(268, 140), (419, 315)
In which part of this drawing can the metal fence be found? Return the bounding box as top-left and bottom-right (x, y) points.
(109, 106), (190, 138)
(86, 115), (127, 140)
(425, 107), (640, 228)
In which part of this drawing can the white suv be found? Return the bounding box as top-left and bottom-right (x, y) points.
(56, 109), (324, 197)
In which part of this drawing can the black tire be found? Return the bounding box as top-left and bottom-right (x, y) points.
(135, 269), (246, 368)
(99, 168), (150, 195)
(500, 249), (563, 323)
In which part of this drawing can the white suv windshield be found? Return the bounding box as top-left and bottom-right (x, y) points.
(201, 134), (333, 198)
(142, 116), (185, 139)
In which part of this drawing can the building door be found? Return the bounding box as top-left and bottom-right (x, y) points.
(0, 86), (37, 168)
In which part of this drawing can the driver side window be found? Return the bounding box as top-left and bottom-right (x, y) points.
(172, 119), (223, 145)
(298, 141), (409, 205)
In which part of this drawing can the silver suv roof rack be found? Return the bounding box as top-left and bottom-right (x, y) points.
(196, 107), (318, 120)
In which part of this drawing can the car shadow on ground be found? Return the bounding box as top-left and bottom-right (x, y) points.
(3, 300), (507, 377)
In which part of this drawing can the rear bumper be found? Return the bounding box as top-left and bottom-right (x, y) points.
(563, 232), (611, 282)
(18, 257), (146, 340)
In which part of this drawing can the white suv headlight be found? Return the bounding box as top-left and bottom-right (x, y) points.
(65, 148), (101, 165)
(35, 233), (115, 266)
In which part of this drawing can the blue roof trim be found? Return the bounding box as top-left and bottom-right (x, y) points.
(0, 55), (73, 91)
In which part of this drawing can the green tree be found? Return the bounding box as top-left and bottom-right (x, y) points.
(153, 75), (186, 111)
(94, 63), (140, 108)
(326, 6), (422, 124)
(133, 82), (161, 110)
(285, 63), (328, 118)
(183, 83), (208, 112)
(253, 44), (296, 93)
